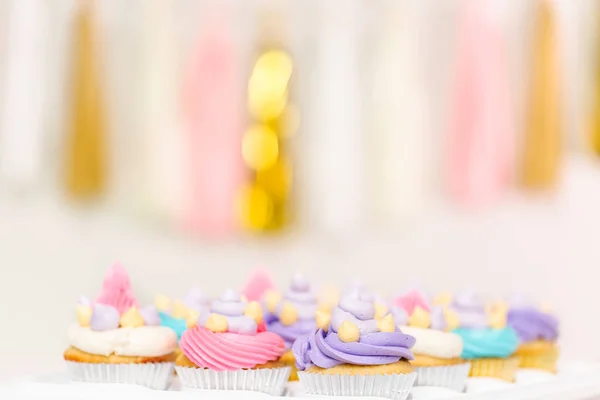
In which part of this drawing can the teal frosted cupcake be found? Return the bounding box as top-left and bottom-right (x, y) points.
(451, 292), (519, 382)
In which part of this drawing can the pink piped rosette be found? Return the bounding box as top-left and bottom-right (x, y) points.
(175, 289), (291, 395)
(65, 264), (177, 390)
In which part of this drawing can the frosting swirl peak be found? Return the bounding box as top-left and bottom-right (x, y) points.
(197, 289), (259, 335)
(452, 291), (488, 329)
(182, 286), (211, 313)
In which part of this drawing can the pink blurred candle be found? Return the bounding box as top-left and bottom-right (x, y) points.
(183, 4), (243, 237)
(447, 1), (515, 207)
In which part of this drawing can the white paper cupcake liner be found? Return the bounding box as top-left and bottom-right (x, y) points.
(175, 366), (291, 396)
(65, 361), (174, 390)
(297, 371), (417, 400)
(414, 363), (471, 391)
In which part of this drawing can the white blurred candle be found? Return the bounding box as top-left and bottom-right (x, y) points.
(308, 0), (365, 234)
(0, 0), (48, 188)
(370, 0), (431, 223)
(137, 0), (186, 222)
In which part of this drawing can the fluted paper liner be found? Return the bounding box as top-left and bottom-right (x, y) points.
(297, 371), (416, 400)
(175, 366), (291, 396)
(519, 351), (558, 373)
(65, 361), (174, 390)
(469, 357), (520, 382)
(414, 363), (471, 391)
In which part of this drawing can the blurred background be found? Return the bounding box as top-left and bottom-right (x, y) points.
(1, 0), (600, 376)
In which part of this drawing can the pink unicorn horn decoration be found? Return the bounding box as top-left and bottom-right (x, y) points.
(241, 268), (276, 302)
(95, 263), (139, 314)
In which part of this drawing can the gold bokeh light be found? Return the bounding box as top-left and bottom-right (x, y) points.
(242, 125), (280, 171)
(240, 44), (296, 232)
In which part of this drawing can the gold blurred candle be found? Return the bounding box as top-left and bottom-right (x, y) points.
(239, 13), (295, 232)
(522, 0), (561, 189)
(65, 2), (106, 199)
(591, 27), (600, 155)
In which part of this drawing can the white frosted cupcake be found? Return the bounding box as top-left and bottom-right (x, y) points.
(392, 289), (470, 391)
(64, 264), (177, 389)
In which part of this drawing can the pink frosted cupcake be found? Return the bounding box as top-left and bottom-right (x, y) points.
(175, 289), (290, 395)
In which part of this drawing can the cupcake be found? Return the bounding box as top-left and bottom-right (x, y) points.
(64, 264), (178, 389)
(155, 287), (210, 342)
(451, 291), (519, 382)
(506, 295), (559, 372)
(265, 274), (318, 380)
(293, 287), (416, 400)
(392, 290), (470, 391)
(176, 289), (290, 395)
(154, 287), (211, 363)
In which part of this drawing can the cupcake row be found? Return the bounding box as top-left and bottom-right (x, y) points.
(64, 264), (559, 398)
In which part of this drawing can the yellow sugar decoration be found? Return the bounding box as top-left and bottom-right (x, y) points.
(120, 307), (145, 328)
(408, 306), (431, 329)
(377, 314), (395, 333)
(264, 290), (281, 313)
(433, 292), (453, 307)
(76, 304), (92, 327)
(338, 321), (360, 343)
(489, 311), (507, 330)
(489, 301), (508, 329)
(444, 307), (460, 331)
(186, 310), (200, 328)
(172, 300), (190, 320)
(374, 303), (389, 320)
(244, 301), (264, 324)
(154, 295), (171, 312)
(279, 301), (298, 326)
(316, 310), (331, 331)
(205, 313), (228, 333)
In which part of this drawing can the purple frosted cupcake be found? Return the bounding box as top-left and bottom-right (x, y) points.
(293, 287), (416, 400)
(265, 274), (318, 380)
(506, 294), (559, 372)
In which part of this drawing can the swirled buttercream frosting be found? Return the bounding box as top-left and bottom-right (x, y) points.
(506, 295), (558, 342)
(452, 291), (488, 329)
(196, 289), (260, 334)
(453, 327), (518, 359)
(267, 274), (318, 349)
(180, 289), (285, 371)
(292, 288), (415, 370)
